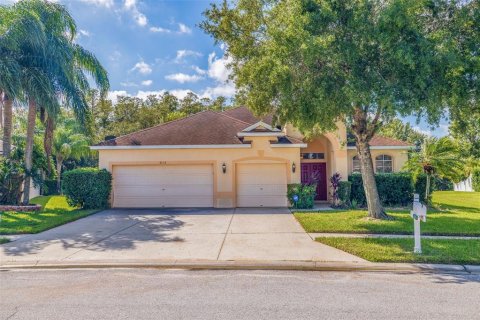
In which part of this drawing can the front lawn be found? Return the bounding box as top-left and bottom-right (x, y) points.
(0, 196), (99, 235)
(294, 191), (480, 236)
(316, 237), (480, 265)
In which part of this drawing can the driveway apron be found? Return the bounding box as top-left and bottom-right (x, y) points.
(0, 208), (364, 263)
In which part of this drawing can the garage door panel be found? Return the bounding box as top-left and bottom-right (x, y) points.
(113, 164), (213, 208)
(115, 185), (213, 197)
(236, 163), (288, 207)
(113, 195), (214, 208)
(237, 184), (287, 196)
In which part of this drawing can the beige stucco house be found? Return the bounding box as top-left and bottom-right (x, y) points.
(92, 107), (411, 208)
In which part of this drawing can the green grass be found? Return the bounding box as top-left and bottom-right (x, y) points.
(316, 237), (480, 265)
(0, 196), (99, 235)
(0, 238), (9, 244)
(294, 191), (480, 236)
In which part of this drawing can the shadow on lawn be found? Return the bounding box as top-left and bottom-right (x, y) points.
(0, 209), (192, 256)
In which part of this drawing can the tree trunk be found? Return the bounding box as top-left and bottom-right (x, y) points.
(356, 139), (389, 219)
(2, 94), (13, 158)
(425, 173), (431, 204)
(44, 115), (55, 176)
(22, 99), (37, 205)
(56, 158), (63, 194)
(351, 106), (389, 220)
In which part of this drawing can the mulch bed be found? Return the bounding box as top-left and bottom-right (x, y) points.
(0, 205), (42, 212)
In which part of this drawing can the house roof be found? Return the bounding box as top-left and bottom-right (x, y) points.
(369, 136), (412, 147)
(97, 110), (251, 146)
(346, 134), (412, 148)
(95, 106), (411, 148)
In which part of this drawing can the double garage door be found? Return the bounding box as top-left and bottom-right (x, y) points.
(113, 165), (214, 208)
(112, 163), (287, 208)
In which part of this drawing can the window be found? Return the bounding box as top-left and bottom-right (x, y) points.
(375, 155), (393, 173)
(301, 153), (325, 160)
(352, 156), (361, 173)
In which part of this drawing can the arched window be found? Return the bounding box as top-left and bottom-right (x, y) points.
(375, 155), (393, 173)
(352, 156), (361, 173)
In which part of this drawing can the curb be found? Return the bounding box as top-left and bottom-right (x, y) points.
(0, 260), (475, 274)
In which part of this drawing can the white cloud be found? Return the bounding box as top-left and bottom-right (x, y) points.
(141, 80), (153, 86)
(149, 26), (171, 33)
(123, 0), (148, 27)
(109, 50), (122, 62)
(107, 90), (129, 103)
(79, 0), (114, 7)
(192, 65), (207, 75)
(201, 83), (236, 99)
(79, 29), (90, 37)
(178, 23), (192, 34)
(207, 52), (232, 82)
(149, 23), (192, 35)
(174, 50), (202, 63)
(120, 81), (138, 87)
(131, 61), (152, 75)
(165, 73), (203, 83)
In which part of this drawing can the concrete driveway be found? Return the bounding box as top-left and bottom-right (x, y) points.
(0, 208), (363, 263)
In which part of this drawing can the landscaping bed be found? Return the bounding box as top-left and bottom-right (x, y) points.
(0, 195), (99, 235)
(315, 237), (480, 265)
(294, 191), (480, 236)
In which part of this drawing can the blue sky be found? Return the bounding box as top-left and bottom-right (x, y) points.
(2, 0), (449, 136)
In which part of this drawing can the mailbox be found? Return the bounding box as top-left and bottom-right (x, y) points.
(411, 194), (427, 222)
(411, 194), (427, 253)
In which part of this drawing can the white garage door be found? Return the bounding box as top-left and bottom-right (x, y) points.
(113, 164), (213, 208)
(236, 163), (288, 207)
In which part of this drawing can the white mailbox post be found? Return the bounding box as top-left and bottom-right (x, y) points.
(410, 194), (427, 253)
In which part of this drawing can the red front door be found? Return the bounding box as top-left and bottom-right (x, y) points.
(301, 163), (327, 201)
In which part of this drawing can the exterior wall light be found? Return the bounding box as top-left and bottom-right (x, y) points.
(222, 163), (227, 174)
(292, 162), (296, 173)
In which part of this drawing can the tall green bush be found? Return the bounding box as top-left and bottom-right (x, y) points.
(473, 169), (480, 192)
(287, 183), (316, 209)
(338, 181), (352, 206)
(349, 173), (415, 207)
(62, 168), (112, 209)
(414, 174), (436, 204)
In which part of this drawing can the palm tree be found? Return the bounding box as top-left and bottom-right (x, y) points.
(0, 4), (46, 158)
(404, 137), (465, 204)
(9, 0), (109, 204)
(52, 123), (90, 193)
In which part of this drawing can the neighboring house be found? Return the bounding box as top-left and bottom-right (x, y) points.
(92, 107), (412, 208)
(0, 139), (40, 200)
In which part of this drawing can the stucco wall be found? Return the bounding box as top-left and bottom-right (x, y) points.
(347, 149), (409, 174)
(97, 136), (301, 208)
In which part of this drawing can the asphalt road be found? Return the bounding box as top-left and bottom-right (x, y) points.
(1, 269), (479, 320)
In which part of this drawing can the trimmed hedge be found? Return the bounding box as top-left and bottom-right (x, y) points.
(338, 181), (352, 206)
(287, 183), (316, 209)
(349, 173), (412, 207)
(62, 168), (112, 209)
(473, 169), (480, 192)
(349, 173), (434, 207)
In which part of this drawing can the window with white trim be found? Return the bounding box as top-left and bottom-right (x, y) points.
(352, 156), (361, 173)
(375, 154), (393, 173)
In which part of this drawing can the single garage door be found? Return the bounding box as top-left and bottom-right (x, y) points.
(236, 163), (288, 207)
(113, 164), (213, 208)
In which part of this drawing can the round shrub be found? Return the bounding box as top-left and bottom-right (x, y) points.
(62, 168), (112, 209)
(287, 183), (317, 209)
